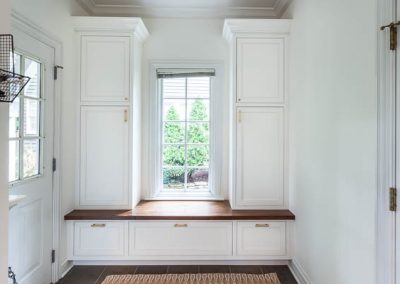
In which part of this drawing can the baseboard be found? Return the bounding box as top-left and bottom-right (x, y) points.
(73, 260), (290, 266)
(60, 259), (74, 278)
(288, 259), (312, 284)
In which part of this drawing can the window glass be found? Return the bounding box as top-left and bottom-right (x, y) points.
(161, 76), (211, 193)
(9, 54), (43, 183)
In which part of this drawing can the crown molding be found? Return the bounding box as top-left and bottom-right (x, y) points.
(75, 0), (292, 19)
(73, 16), (149, 41)
(223, 18), (292, 42)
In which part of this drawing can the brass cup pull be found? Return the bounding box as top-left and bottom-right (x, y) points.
(174, 224), (188, 228)
(91, 224), (106, 228)
(255, 224), (270, 228)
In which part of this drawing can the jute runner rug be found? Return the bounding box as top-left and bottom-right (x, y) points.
(102, 273), (281, 284)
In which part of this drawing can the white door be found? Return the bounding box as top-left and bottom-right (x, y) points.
(235, 107), (284, 208)
(80, 106), (130, 207)
(8, 29), (55, 284)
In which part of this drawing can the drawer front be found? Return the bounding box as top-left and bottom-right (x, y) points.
(236, 221), (286, 256)
(74, 222), (125, 256)
(129, 221), (233, 256)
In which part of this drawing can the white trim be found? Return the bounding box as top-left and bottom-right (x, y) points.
(377, 0), (397, 284)
(11, 10), (64, 284)
(75, 0), (291, 19)
(223, 19), (292, 43)
(288, 259), (312, 284)
(73, 17), (149, 42)
(73, 260), (290, 266)
(60, 259), (74, 278)
(145, 61), (224, 200)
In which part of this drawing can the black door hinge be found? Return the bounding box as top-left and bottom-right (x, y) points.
(381, 21), (400, 50)
(51, 250), (56, 263)
(52, 158), (56, 172)
(54, 65), (64, 80)
(390, 187), (397, 211)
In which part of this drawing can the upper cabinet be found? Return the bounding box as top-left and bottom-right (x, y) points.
(224, 19), (290, 105)
(237, 38), (285, 103)
(81, 36), (130, 103)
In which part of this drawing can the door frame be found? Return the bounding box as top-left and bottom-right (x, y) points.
(11, 11), (63, 284)
(377, 0), (397, 283)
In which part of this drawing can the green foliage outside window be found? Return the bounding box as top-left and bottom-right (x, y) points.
(163, 99), (209, 186)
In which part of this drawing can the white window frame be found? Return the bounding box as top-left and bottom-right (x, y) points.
(147, 61), (224, 200)
(9, 52), (45, 186)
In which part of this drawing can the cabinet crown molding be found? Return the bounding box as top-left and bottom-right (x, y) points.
(223, 19), (292, 42)
(73, 16), (149, 42)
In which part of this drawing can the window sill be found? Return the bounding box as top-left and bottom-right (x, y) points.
(146, 193), (224, 201)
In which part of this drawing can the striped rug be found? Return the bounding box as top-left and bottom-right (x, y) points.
(102, 273), (281, 284)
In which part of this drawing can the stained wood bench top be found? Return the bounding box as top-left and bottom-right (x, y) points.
(64, 200), (295, 221)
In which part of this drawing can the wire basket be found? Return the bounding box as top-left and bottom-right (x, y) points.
(0, 34), (30, 103)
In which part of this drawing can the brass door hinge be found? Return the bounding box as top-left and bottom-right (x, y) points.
(390, 187), (397, 211)
(381, 21), (400, 50)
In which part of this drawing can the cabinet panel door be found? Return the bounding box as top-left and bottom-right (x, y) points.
(80, 106), (129, 206)
(74, 221), (125, 256)
(236, 107), (284, 207)
(236, 221), (286, 256)
(237, 38), (285, 103)
(129, 221), (233, 256)
(81, 36), (130, 102)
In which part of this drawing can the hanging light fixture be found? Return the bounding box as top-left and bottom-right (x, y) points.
(0, 34), (30, 103)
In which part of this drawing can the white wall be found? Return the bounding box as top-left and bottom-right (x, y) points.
(0, 1), (11, 282)
(289, 0), (378, 283)
(11, 0), (87, 277)
(141, 18), (230, 198)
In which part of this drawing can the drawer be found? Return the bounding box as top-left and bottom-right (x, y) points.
(129, 221), (233, 256)
(74, 221), (125, 257)
(236, 221), (286, 256)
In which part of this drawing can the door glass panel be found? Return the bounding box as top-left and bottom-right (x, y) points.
(14, 54), (21, 74)
(9, 55), (43, 183)
(9, 97), (20, 138)
(24, 98), (40, 136)
(9, 141), (19, 182)
(23, 139), (40, 178)
(24, 58), (41, 98)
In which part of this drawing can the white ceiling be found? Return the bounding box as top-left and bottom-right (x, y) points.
(76, 0), (292, 18)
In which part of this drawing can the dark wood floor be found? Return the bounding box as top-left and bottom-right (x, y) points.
(57, 265), (297, 284)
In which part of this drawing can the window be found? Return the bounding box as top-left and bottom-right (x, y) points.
(148, 65), (223, 199)
(9, 54), (43, 183)
(161, 76), (210, 192)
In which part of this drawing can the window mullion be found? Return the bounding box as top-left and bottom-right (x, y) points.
(19, 56), (25, 181)
(184, 77), (188, 192)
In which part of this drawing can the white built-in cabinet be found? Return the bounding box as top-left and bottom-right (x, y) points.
(75, 17), (149, 208)
(67, 220), (292, 260)
(224, 19), (291, 209)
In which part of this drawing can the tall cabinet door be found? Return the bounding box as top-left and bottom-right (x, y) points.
(236, 107), (284, 208)
(236, 38), (285, 104)
(80, 106), (129, 206)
